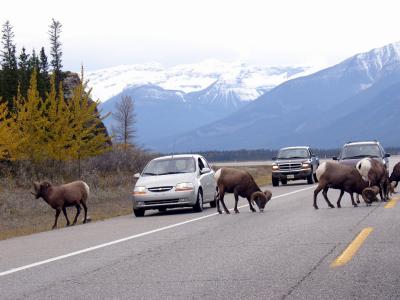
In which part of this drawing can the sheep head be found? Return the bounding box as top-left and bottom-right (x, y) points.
(33, 181), (52, 199)
(250, 190), (272, 212)
(361, 186), (380, 204)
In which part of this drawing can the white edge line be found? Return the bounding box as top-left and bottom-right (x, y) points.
(0, 186), (315, 277)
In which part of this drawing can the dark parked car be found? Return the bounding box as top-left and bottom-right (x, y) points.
(333, 141), (390, 171)
(271, 146), (320, 186)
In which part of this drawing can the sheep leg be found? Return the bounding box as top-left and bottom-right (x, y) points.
(350, 193), (358, 207)
(247, 197), (257, 212)
(336, 190), (344, 208)
(81, 201), (88, 223)
(356, 194), (361, 204)
(62, 206), (71, 226)
(321, 186), (335, 208)
(378, 183), (386, 202)
(313, 184), (324, 209)
(72, 204), (81, 225)
(218, 189), (230, 214)
(52, 208), (61, 229)
(233, 190), (240, 213)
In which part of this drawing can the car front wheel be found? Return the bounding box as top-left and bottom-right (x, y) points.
(272, 178), (279, 187)
(193, 190), (204, 212)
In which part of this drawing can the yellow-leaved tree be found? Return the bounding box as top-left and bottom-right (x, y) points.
(43, 75), (73, 162)
(12, 70), (48, 164)
(67, 70), (110, 176)
(0, 100), (18, 160)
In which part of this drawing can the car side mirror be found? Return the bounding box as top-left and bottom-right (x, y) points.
(200, 167), (211, 174)
(385, 153), (391, 158)
(134, 173), (140, 179)
(332, 157), (338, 160)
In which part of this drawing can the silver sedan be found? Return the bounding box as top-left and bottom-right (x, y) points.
(132, 154), (216, 217)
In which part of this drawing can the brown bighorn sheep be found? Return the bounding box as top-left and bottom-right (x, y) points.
(389, 162), (400, 190)
(33, 181), (90, 229)
(314, 162), (379, 209)
(214, 168), (272, 214)
(356, 158), (389, 201)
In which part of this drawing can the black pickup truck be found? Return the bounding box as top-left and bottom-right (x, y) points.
(271, 146), (320, 186)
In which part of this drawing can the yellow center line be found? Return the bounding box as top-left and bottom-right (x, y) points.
(385, 197), (400, 209)
(331, 227), (374, 268)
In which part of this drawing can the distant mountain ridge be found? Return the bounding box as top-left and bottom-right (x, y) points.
(146, 42), (400, 151)
(96, 61), (312, 145)
(88, 60), (311, 102)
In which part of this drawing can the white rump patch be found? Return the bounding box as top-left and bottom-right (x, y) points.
(316, 162), (327, 181)
(214, 169), (222, 182)
(83, 182), (90, 198)
(356, 158), (371, 179)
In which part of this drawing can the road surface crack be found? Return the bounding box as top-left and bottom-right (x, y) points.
(281, 244), (338, 300)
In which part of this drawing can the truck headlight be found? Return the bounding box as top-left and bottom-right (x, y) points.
(272, 164), (279, 170)
(301, 162), (311, 169)
(133, 186), (147, 195)
(175, 182), (194, 191)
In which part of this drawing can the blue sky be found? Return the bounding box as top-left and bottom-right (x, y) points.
(2, 0), (400, 71)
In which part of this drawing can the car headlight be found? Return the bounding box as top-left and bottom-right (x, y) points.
(272, 164), (279, 170)
(133, 186), (147, 195)
(301, 162), (311, 169)
(175, 182), (194, 191)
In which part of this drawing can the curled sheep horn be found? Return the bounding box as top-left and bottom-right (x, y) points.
(361, 186), (380, 204)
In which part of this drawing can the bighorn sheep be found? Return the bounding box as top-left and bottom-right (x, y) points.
(389, 162), (400, 190)
(313, 162), (378, 209)
(214, 168), (272, 214)
(33, 181), (90, 229)
(356, 158), (389, 201)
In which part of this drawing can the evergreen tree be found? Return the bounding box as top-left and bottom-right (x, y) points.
(48, 19), (63, 90)
(0, 21), (18, 108)
(38, 47), (50, 96)
(18, 47), (30, 97)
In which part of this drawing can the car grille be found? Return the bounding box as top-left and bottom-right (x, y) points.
(145, 199), (180, 205)
(279, 163), (302, 170)
(148, 186), (173, 192)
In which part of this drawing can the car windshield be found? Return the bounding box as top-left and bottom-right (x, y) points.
(142, 157), (196, 176)
(277, 148), (309, 159)
(341, 144), (381, 159)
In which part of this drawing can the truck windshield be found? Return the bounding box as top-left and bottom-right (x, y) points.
(142, 157), (196, 176)
(341, 145), (381, 159)
(277, 149), (309, 159)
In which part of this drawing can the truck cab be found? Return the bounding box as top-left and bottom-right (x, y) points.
(271, 146), (319, 186)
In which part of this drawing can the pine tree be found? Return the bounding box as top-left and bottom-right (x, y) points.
(38, 47), (50, 97)
(0, 21), (18, 108)
(48, 19), (63, 90)
(18, 47), (30, 97)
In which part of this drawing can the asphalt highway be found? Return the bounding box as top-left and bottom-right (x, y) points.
(0, 158), (399, 299)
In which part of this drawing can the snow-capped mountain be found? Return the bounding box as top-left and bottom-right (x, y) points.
(146, 42), (400, 151)
(87, 60), (312, 102)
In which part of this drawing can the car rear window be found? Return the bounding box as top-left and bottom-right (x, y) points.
(341, 144), (381, 159)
